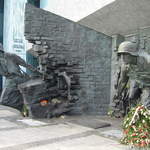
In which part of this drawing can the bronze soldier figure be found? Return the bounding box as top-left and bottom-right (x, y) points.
(0, 43), (38, 111)
(112, 41), (141, 117)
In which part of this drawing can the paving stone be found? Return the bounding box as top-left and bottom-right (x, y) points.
(17, 119), (47, 127)
(0, 105), (127, 150)
(26, 135), (126, 150)
(0, 123), (92, 148)
(0, 119), (18, 129)
(70, 118), (111, 129)
(0, 110), (19, 117)
(101, 129), (123, 139)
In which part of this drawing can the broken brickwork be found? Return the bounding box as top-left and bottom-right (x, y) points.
(25, 4), (112, 115)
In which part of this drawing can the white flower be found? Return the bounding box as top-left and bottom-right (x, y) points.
(127, 118), (129, 121)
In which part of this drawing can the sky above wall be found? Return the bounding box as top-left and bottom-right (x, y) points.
(40, 0), (115, 22)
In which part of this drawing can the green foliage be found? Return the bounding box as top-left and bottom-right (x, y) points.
(21, 104), (29, 117)
(121, 104), (150, 148)
(107, 108), (113, 117)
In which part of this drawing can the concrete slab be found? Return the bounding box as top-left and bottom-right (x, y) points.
(101, 129), (123, 139)
(17, 119), (47, 127)
(0, 110), (19, 117)
(79, 0), (150, 36)
(0, 119), (18, 129)
(0, 106), (126, 150)
(0, 123), (92, 148)
(70, 118), (110, 129)
(0, 105), (20, 114)
(27, 135), (126, 150)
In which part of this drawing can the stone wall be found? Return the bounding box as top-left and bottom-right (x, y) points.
(25, 4), (112, 115)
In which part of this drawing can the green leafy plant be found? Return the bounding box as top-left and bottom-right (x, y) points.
(121, 104), (150, 148)
(107, 108), (113, 117)
(21, 104), (29, 117)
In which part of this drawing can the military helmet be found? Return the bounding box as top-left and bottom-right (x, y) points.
(118, 41), (138, 56)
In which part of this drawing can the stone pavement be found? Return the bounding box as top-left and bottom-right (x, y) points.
(0, 105), (129, 150)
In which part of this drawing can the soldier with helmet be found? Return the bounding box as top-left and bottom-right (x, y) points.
(112, 40), (142, 117)
(0, 43), (39, 111)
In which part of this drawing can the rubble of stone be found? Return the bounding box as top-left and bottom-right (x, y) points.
(18, 43), (80, 118)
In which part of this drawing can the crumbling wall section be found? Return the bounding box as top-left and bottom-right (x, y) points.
(25, 4), (112, 115)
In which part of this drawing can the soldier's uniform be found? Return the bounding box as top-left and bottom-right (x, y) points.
(0, 44), (37, 111)
(112, 41), (141, 117)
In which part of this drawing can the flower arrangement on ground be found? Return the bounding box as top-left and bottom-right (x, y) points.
(121, 104), (150, 148)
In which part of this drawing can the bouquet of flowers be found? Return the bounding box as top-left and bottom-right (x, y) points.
(121, 104), (150, 148)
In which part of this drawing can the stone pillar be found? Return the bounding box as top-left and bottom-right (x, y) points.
(3, 0), (27, 58)
(0, 0), (4, 93)
(3, 0), (27, 87)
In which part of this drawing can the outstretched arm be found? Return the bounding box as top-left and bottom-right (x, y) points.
(9, 53), (38, 73)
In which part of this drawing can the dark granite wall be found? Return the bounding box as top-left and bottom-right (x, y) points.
(25, 4), (112, 115)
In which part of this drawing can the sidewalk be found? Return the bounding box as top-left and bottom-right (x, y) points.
(0, 105), (127, 150)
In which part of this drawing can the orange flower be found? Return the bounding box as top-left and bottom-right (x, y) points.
(40, 99), (48, 106)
